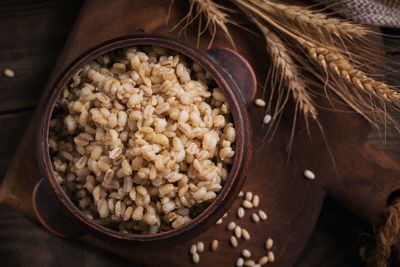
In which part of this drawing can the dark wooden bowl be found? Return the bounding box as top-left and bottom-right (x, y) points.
(33, 34), (256, 245)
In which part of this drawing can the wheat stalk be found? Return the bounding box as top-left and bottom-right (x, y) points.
(173, 0), (236, 49)
(175, 0), (400, 150)
(299, 38), (400, 103)
(233, 0), (400, 106)
(259, 0), (370, 40)
(251, 17), (317, 121)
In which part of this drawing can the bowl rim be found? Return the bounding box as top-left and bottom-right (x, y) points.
(37, 34), (251, 242)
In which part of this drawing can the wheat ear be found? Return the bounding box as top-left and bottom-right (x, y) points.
(254, 0), (370, 39)
(188, 0), (236, 49)
(234, 0), (400, 105)
(251, 17), (317, 121)
(299, 39), (400, 103)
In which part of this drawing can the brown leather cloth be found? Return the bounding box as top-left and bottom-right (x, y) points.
(320, 0), (400, 27)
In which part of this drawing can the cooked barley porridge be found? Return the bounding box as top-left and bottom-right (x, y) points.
(49, 46), (235, 234)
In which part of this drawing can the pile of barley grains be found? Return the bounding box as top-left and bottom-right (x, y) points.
(49, 46), (236, 234)
(202, 191), (276, 266)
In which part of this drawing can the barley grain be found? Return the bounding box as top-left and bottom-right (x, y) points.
(244, 259), (255, 266)
(192, 252), (200, 263)
(197, 241), (204, 252)
(190, 244), (197, 254)
(235, 225), (242, 238)
(189, 244), (197, 254)
(242, 249), (251, 258)
(227, 221), (236, 230)
(242, 228), (250, 240)
(263, 114), (272, 124)
(242, 200), (253, 209)
(258, 210), (268, 221)
(266, 238), (274, 249)
(245, 191), (253, 201)
(216, 218), (223, 224)
(268, 251), (275, 263)
(4, 68), (14, 78)
(255, 98), (266, 107)
(304, 169), (315, 180)
(251, 213), (260, 223)
(237, 207), (245, 218)
(236, 257), (244, 267)
(230, 235), (238, 247)
(252, 195), (259, 207)
(211, 239), (219, 251)
(258, 256), (269, 265)
(239, 191), (244, 197)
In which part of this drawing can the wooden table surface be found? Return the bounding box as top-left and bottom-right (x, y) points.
(0, 1), (399, 266)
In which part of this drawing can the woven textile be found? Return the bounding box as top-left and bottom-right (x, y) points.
(322, 0), (400, 27)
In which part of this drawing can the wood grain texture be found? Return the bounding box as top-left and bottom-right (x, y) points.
(0, 203), (135, 267)
(0, 111), (33, 179)
(0, 0), (399, 267)
(0, 0), (81, 113)
(294, 197), (369, 267)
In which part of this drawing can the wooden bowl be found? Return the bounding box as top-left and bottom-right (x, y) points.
(33, 34), (256, 245)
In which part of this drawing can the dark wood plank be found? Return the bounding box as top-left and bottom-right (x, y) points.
(0, 0), (82, 113)
(0, 111), (33, 181)
(0, 203), (133, 267)
(295, 197), (370, 267)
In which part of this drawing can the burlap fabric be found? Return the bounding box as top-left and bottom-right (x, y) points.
(322, 0), (400, 27)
